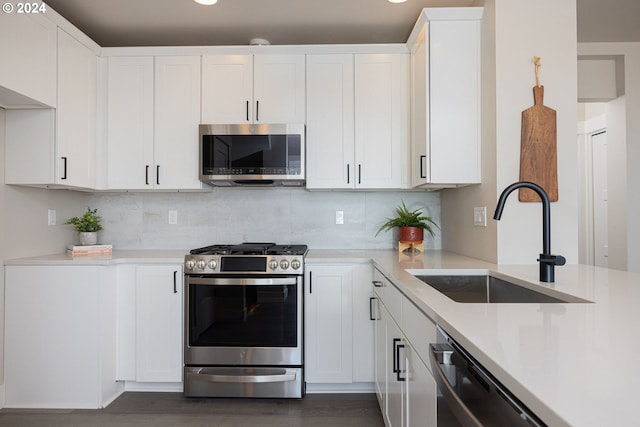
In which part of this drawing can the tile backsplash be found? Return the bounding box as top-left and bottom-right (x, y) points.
(87, 188), (441, 250)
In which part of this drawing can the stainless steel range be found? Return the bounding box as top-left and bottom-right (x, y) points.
(183, 242), (307, 398)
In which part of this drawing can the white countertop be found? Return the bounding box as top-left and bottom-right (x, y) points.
(7, 249), (639, 425)
(308, 250), (639, 427)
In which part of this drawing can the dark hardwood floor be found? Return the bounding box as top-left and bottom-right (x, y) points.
(0, 392), (385, 426)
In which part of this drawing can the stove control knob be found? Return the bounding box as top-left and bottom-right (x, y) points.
(280, 259), (290, 270)
(291, 259), (301, 270)
(269, 259), (279, 270)
(185, 260), (196, 270)
(196, 260), (206, 270)
(207, 260), (218, 270)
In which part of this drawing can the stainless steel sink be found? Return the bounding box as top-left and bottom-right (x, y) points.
(414, 274), (586, 303)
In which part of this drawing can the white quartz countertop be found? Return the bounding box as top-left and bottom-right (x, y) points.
(7, 249), (640, 425)
(4, 250), (188, 265)
(309, 250), (640, 427)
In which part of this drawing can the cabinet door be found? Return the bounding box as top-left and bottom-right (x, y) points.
(57, 28), (97, 188)
(385, 307), (404, 427)
(405, 345), (437, 427)
(305, 265), (353, 383)
(354, 54), (409, 189)
(373, 292), (387, 409)
(409, 24), (429, 187)
(154, 56), (202, 190)
(201, 54), (253, 123)
(135, 265), (183, 382)
(253, 54), (306, 124)
(352, 263), (375, 382)
(107, 56), (154, 189)
(305, 54), (355, 189)
(0, 12), (56, 108)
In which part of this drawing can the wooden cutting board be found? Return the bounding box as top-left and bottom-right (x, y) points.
(519, 84), (558, 202)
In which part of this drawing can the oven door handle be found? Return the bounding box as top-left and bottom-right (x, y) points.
(187, 277), (298, 286)
(186, 369), (297, 384)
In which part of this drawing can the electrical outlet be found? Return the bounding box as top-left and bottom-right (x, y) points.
(48, 209), (56, 226)
(335, 210), (344, 225)
(473, 207), (487, 227)
(168, 210), (178, 225)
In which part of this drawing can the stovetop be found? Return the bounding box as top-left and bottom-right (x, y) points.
(185, 242), (307, 275)
(190, 242), (308, 256)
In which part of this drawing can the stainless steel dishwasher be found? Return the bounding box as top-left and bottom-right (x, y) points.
(430, 326), (546, 427)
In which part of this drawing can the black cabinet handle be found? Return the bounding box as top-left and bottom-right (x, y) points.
(347, 164), (350, 184)
(156, 165), (160, 185)
(372, 280), (384, 288)
(173, 270), (178, 293)
(309, 271), (312, 294)
(420, 155), (426, 179)
(358, 164), (362, 184)
(369, 297), (376, 320)
(256, 100), (259, 122)
(61, 157), (67, 180)
(392, 338), (401, 373)
(396, 343), (406, 382)
(246, 100), (249, 121)
(145, 165), (150, 185)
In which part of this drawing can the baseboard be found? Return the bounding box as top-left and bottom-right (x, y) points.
(124, 381), (183, 392)
(305, 382), (375, 394)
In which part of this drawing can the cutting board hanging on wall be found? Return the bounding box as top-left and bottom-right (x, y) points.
(519, 56), (558, 202)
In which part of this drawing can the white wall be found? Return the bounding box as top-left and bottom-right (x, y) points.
(579, 42), (640, 272)
(85, 190), (441, 251)
(443, 0), (579, 266)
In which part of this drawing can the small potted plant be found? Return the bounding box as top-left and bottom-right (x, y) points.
(65, 207), (104, 245)
(376, 201), (438, 244)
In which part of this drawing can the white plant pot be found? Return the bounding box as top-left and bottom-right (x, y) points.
(79, 232), (98, 246)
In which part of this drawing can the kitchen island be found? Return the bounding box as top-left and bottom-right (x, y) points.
(5, 249), (639, 425)
(308, 249), (638, 427)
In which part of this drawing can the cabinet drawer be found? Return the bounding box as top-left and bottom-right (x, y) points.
(402, 298), (437, 370)
(373, 268), (402, 323)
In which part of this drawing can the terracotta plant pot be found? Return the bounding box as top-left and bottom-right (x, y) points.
(399, 226), (423, 244)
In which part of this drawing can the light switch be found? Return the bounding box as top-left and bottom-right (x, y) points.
(335, 210), (344, 225)
(48, 209), (56, 226)
(473, 207), (487, 227)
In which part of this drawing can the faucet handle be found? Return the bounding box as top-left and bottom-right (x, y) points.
(538, 254), (566, 266)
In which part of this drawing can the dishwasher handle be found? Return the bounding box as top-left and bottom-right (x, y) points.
(429, 343), (483, 427)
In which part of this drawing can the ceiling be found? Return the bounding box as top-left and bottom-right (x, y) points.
(44, 0), (640, 48)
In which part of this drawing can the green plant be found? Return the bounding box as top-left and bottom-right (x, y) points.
(376, 201), (438, 238)
(65, 207), (104, 232)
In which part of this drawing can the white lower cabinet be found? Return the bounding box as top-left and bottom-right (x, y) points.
(304, 262), (374, 389)
(116, 264), (183, 388)
(135, 265), (183, 382)
(4, 265), (120, 409)
(373, 268), (437, 427)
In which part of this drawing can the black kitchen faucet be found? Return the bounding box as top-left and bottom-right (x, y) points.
(493, 181), (566, 283)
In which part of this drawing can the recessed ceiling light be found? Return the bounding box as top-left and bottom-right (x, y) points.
(388, 0), (407, 3)
(194, 0), (218, 5)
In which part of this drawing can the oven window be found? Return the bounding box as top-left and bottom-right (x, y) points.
(188, 284), (297, 347)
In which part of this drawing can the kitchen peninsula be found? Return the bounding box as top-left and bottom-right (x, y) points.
(6, 249), (639, 426)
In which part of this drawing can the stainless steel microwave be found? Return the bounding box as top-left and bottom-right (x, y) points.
(199, 123), (305, 187)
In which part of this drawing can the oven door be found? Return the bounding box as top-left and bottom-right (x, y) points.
(184, 275), (302, 366)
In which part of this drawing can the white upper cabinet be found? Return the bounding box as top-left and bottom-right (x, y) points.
(408, 7), (483, 187)
(4, 28), (97, 189)
(106, 56), (154, 189)
(306, 53), (409, 190)
(154, 56), (202, 190)
(57, 28), (98, 189)
(0, 11), (57, 108)
(201, 54), (305, 124)
(306, 54), (355, 189)
(106, 55), (202, 190)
